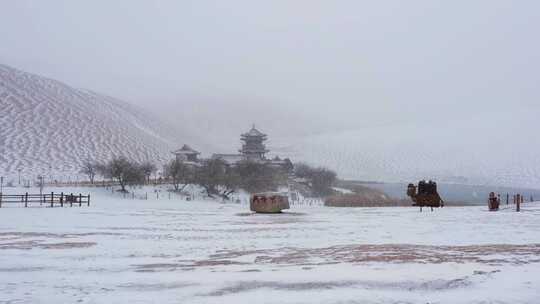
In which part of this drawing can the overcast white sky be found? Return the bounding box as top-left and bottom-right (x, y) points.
(1, 0), (539, 139)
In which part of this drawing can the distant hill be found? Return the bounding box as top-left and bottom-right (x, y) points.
(278, 116), (540, 189)
(0, 64), (182, 182)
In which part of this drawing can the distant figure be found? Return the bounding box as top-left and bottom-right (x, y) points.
(407, 180), (444, 212)
(488, 192), (499, 211)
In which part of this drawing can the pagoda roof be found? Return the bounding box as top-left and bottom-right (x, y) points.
(241, 126), (267, 138)
(211, 153), (245, 165)
(239, 148), (270, 153)
(172, 144), (200, 155)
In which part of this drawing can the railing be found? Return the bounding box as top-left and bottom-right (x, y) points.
(0, 192), (90, 208)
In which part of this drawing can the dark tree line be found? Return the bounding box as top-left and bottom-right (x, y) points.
(82, 157), (287, 198)
(163, 158), (286, 199)
(81, 157), (336, 198)
(294, 163), (337, 196)
(235, 160), (286, 194)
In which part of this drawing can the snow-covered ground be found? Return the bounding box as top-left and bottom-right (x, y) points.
(1, 186), (539, 303)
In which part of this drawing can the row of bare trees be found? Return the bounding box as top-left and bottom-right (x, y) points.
(81, 157), (288, 199)
(81, 157), (156, 192)
(164, 158), (287, 199)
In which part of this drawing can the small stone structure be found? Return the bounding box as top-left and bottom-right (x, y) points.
(250, 192), (290, 213)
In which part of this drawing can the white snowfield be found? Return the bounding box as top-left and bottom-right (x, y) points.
(0, 64), (181, 180)
(1, 187), (540, 303)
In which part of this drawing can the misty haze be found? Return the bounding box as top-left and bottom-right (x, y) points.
(1, 1), (539, 304)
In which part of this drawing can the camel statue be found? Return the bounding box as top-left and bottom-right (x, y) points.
(407, 180), (444, 212)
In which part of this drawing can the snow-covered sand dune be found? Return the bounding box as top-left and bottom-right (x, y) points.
(275, 117), (540, 189)
(0, 64), (181, 180)
(1, 187), (539, 303)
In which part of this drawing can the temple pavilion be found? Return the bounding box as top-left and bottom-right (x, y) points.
(172, 144), (200, 163)
(173, 126), (292, 171)
(239, 125), (270, 160)
(214, 126), (292, 170)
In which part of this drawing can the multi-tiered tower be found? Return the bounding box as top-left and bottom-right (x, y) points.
(239, 125), (269, 161)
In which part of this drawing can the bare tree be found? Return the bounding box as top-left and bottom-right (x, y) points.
(220, 166), (240, 200)
(235, 161), (285, 193)
(98, 157), (145, 192)
(164, 159), (193, 192)
(293, 163), (313, 179)
(95, 162), (109, 182)
(80, 160), (97, 184)
(310, 167), (337, 196)
(194, 158), (239, 199)
(294, 163), (337, 197)
(140, 161), (157, 184)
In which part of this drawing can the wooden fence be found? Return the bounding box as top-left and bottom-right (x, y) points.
(0, 192), (90, 208)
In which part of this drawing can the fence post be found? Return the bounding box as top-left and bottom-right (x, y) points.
(0, 192), (2, 208)
(25, 192), (28, 207)
(70, 193), (73, 207)
(60, 192), (64, 207)
(506, 193), (509, 205)
(51, 192), (54, 207)
(79, 193), (82, 207)
(87, 194), (90, 206)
